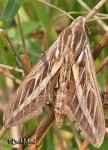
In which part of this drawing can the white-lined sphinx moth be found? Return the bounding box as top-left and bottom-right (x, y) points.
(3, 16), (105, 147)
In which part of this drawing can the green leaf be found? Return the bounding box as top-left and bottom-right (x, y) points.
(11, 21), (40, 42)
(42, 128), (54, 150)
(1, 0), (24, 28)
(33, 1), (49, 30)
(33, 1), (57, 43)
(0, 76), (6, 89)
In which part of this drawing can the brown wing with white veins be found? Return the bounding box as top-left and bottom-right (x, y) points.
(3, 22), (73, 128)
(3, 53), (57, 128)
(64, 17), (105, 147)
(3, 43), (59, 128)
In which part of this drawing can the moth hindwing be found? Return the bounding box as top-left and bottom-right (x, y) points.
(3, 16), (105, 147)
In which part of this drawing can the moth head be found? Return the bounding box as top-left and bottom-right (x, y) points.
(72, 16), (91, 35)
(72, 16), (86, 27)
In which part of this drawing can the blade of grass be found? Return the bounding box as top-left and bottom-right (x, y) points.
(0, 30), (21, 78)
(1, 0), (24, 28)
(33, 1), (57, 43)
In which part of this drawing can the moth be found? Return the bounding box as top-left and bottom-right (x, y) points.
(3, 16), (105, 147)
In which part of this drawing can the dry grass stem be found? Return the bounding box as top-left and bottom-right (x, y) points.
(76, 0), (108, 31)
(38, 0), (74, 20)
(24, 111), (54, 149)
(0, 68), (22, 84)
(0, 64), (24, 74)
(35, 111), (54, 147)
(96, 56), (108, 74)
(16, 13), (31, 69)
(80, 139), (90, 150)
(16, 13), (26, 50)
(93, 31), (108, 60)
(85, 0), (106, 20)
(0, 126), (7, 138)
(4, 33), (30, 74)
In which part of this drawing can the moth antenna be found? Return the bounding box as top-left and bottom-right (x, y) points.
(88, 16), (108, 22)
(0, 126), (7, 138)
(38, 0), (74, 20)
(85, 0), (106, 20)
(76, 0), (107, 31)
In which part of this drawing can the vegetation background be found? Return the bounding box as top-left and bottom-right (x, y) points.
(0, 0), (108, 149)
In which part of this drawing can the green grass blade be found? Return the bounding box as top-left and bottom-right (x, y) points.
(1, 0), (24, 28)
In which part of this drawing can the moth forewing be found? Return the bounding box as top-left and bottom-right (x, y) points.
(84, 43), (105, 147)
(3, 46), (60, 128)
(64, 17), (105, 148)
(71, 55), (105, 147)
(3, 19), (73, 128)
